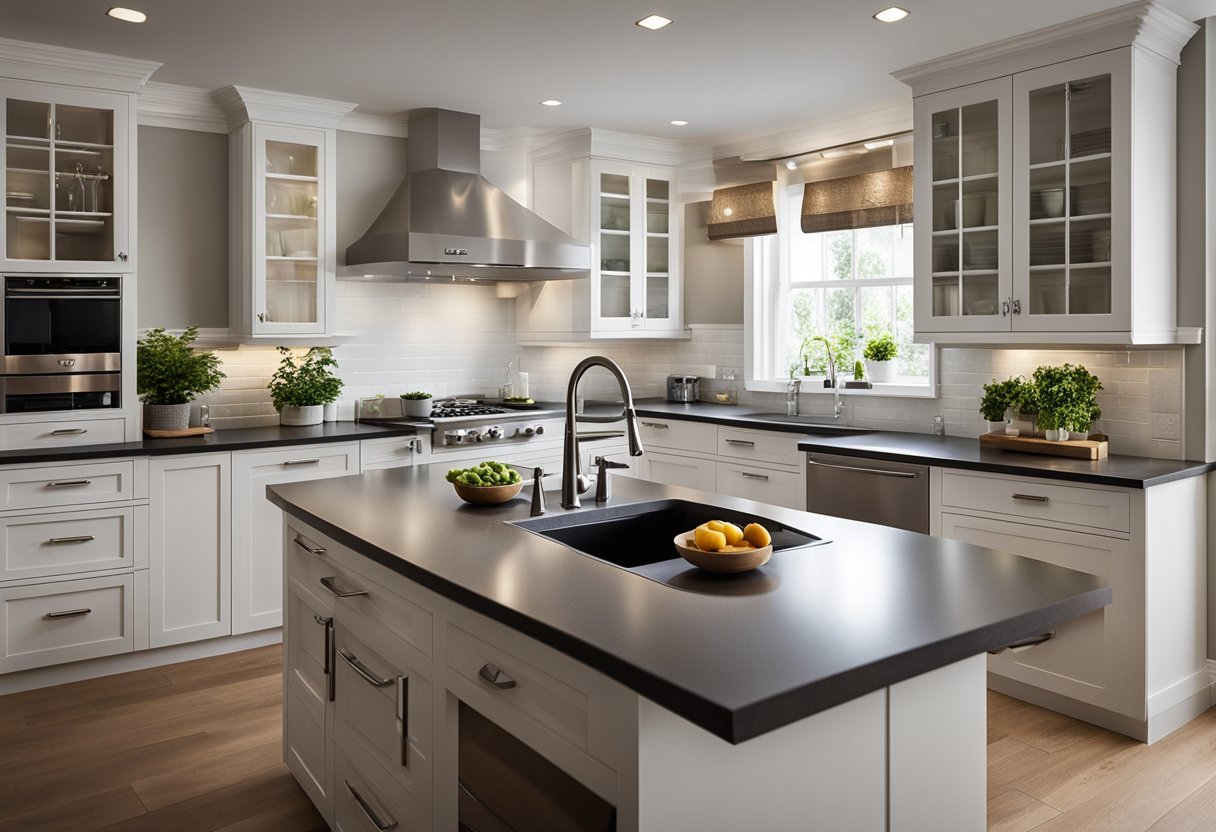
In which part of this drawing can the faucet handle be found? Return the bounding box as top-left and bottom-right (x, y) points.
(594, 455), (629, 472)
(594, 456), (628, 503)
(528, 466), (549, 517)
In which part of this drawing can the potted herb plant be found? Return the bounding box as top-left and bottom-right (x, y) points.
(979, 376), (1034, 434)
(863, 333), (898, 383)
(400, 391), (433, 418)
(268, 347), (343, 426)
(136, 326), (225, 432)
(1032, 363), (1102, 441)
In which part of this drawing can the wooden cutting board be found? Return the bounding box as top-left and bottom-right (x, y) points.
(979, 431), (1108, 460)
(143, 426), (215, 439)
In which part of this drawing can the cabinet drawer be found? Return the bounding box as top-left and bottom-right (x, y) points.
(717, 427), (802, 468)
(360, 436), (427, 471)
(334, 621), (431, 806)
(637, 417), (716, 455)
(0, 418), (125, 451)
(0, 506), (141, 581)
(646, 451), (718, 490)
(716, 462), (805, 511)
(940, 470), (1130, 533)
(334, 745), (415, 832)
(0, 460), (135, 511)
(0, 573), (133, 673)
(239, 443), (359, 479)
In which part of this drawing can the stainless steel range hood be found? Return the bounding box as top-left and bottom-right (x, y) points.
(340, 108), (590, 282)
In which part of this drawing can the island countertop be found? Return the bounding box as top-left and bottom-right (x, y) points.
(268, 465), (1109, 743)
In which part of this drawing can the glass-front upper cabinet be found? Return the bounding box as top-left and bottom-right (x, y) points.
(590, 160), (680, 334)
(235, 122), (331, 337)
(1014, 50), (1127, 332)
(913, 77), (1012, 334)
(2, 82), (130, 271)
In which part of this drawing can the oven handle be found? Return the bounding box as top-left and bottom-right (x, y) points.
(5, 287), (120, 297)
(5, 294), (121, 301)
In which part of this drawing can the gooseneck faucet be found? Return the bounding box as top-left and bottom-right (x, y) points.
(809, 335), (842, 421)
(561, 356), (644, 510)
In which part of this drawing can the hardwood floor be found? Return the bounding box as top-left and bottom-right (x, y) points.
(2, 648), (1214, 830)
(0, 645), (323, 832)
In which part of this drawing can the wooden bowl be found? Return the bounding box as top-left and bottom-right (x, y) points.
(453, 481), (523, 505)
(673, 531), (773, 574)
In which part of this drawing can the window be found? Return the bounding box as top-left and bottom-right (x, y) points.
(746, 189), (935, 396)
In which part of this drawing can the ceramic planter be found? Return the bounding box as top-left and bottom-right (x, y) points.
(1069, 429), (1090, 441)
(323, 403), (338, 422)
(1043, 428), (1069, 441)
(986, 420), (1005, 434)
(144, 403), (191, 432)
(402, 397), (433, 418)
(866, 359), (897, 383)
(280, 405), (323, 426)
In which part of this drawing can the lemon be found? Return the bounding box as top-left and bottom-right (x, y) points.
(743, 523), (772, 548)
(720, 522), (745, 546)
(694, 527), (727, 552)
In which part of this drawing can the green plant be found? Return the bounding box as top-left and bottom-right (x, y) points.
(799, 334), (853, 376)
(863, 333), (898, 363)
(853, 359), (864, 381)
(268, 347), (343, 410)
(136, 326), (225, 405)
(979, 376), (1035, 423)
(1031, 363), (1103, 433)
(400, 391), (433, 400)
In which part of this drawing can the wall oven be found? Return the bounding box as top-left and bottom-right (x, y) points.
(1, 276), (122, 414)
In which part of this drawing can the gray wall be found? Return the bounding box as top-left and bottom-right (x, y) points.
(336, 130), (408, 263)
(683, 201), (744, 325)
(136, 126), (229, 329)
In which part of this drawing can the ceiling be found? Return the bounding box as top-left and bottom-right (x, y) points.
(0, 0), (1210, 146)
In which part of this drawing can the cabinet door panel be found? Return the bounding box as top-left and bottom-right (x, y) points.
(285, 579), (334, 824)
(148, 453), (231, 647)
(939, 511), (1138, 715)
(644, 451), (717, 491)
(715, 462), (804, 511)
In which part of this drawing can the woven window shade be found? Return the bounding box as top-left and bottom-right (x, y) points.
(801, 166), (913, 233)
(707, 181), (777, 240)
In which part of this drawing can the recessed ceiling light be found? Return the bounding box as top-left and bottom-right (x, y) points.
(106, 6), (147, 23)
(864, 138), (895, 150)
(636, 14), (673, 30)
(539, 99), (562, 107)
(670, 120), (688, 126)
(873, 6), (909, 23)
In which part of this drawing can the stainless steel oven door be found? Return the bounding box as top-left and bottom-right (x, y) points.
(2, 276), (122, 363)
(0, 373), (121, 414)
(1, 353), (120, 375)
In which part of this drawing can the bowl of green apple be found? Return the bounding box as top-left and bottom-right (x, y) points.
(446, 461), (524, 505)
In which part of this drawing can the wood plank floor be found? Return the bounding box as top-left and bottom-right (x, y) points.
(2, 648), (1215, 830)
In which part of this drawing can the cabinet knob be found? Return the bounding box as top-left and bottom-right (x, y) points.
(478, 662), (517, 690)
(257, 312), (266, 323)
(1011, 299), (1022, 315)
(117, 252), (128, 262)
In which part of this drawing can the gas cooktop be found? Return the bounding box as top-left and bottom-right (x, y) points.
(430, 399), (510, 420)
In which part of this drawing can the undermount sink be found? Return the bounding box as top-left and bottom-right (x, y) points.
(512, 499), (826, 580)
(743, 413), (871, 433)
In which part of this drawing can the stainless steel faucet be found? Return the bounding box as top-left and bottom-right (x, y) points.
(786, 377), (801, 416)
(561, 356), (644, 510)
(810, 336), (843, 421)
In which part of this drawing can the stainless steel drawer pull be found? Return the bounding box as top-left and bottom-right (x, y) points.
(293, 535), (326, 557)
(740, 471), (770, 481)
(396, 674), (409, 768)
(45, 607), (91, 619)
(724, 438), (756, 447)
(344, 780), (398, 831)
(807, 458), (918, 479)
(283, 458), (320, 466)
(478, 662), (517, 690)
(45, 479), (92, 488)
(47, 535), (95, 545)
(50, 428), (88, 436)
(319, 575), (368, 598)
(338, 648), (394, 687)
(640, 421), (669, 429)
(1011, 493), (1049, 503)
(989, 631), (1055, 654)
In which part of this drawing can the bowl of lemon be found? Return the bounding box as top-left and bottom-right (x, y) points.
(446, 461), (524, 505)
(674, 520), (773, 573)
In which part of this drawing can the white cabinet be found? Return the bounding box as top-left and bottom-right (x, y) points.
(647, 451), (717, 490)
(360, 436), (427, 471)
(285, 563), (335, 825)
(1, 81), (133, 272)
(148, 453), (231, 648)
(231, 442), (359, 634)
(901, 9), (1195, 344)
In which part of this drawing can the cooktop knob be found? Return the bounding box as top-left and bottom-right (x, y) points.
(486, 426), (504, 440)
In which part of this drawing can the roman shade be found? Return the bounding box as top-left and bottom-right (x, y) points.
(801, 166), (913, 233)
(707, 181), (778, 240)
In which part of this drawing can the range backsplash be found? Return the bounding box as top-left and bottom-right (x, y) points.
(195, 281), (1183, 460)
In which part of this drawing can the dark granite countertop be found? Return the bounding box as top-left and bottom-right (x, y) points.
(269, 466), (1109, 744)
(616, 399), (1213, 488)
(0, 421), (418, 466)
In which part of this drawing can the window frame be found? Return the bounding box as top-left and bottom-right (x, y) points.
(744, 186), (938, 399)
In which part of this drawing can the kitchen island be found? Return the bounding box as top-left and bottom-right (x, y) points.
(270, 465), (1109, 831)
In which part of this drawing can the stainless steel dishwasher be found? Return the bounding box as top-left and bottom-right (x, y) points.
(806, 452), (930, 534)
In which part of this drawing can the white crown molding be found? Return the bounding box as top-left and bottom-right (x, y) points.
(481, 126), (538, 153)
(211, 85), (357, 131)
(138, 82), (228, 133)
(893, 0), (1198, 96)
(713, 100), (912, 164)
(340, 111), (408, 138)
(0, 36), (160, 93)
(588, 128), (708, 168)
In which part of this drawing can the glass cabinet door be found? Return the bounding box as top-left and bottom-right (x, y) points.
(913, 77), (1011, 333)
(3, 84), (128, 269)
(642, 174), (674, 329)
(596, 167), (633, 328)
(255, 125), (325, 334)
